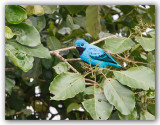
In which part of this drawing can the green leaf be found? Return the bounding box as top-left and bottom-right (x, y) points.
(82, 86), (113, 120)
(135, 36), (155, 51)
(84, 86), (94, 95)
(85, 5), (101, 38)
(147, 104), (155, 115)
(5, 77), (15, 95)
(67, 103), (81, 113)
(110, 111), (120, 120)
(5, 5), (27, 24)
(41, 5), (57, 14)
(21, 109), (32, 116)
(29, 15), (46, 32)
(65, 5), (85, 14)
(5, 108), (16, 116)
(5, 44), (34, 72)
(5, 26), (15, 39)
(8, 41), (51, 59)
(46, 36), (61, 50)
(21, 5), (44, 16)
(66, 15), (74, 29)
(22, 58), (42, 79)
(9, 23), (41, 47)
(147, 52), (155, 72)
(42, 58), (54, 69)
(104, 79), (135, 115)
(118, 109), (137, 120)
(73, 15), (85, 28)
(140, 110), (155, 120)
(104, 38), (135, 54)
(49, 72), (85, 100)
(113, 66), (155, 90)
(53, 62), (69, 74)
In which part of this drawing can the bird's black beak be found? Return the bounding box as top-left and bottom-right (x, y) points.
(76, 46), (80, 50)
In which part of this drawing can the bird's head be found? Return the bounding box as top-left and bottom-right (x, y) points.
(75, 39), (89, 49)
(75, 39), (89, 55)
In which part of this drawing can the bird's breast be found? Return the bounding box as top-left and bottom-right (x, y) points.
(76, 47), (86, 55)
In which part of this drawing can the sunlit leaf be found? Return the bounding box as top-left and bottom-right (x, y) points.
(9, 23), (41, 47)
(84, 86), (94, 95)
(5, 44), (34, 72)
(49, 72), (85, 100)
(113, 66), (155, 90)
(85, 5), (101, 38)
(140, 110), (155, 120)
(21, 5), (44, 16)
(8, 41), (51, 59)
(53, 62), (69, 74)
(104, 79), (135, 115)
(104, 38), (135, 54)
(82, 86), (113, 120)
(135, 36), (155, 51)
(5, 26), (15, 39)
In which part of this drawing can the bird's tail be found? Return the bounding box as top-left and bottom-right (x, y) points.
(120, 66), (126, 70)
(117, 64), (126, 70)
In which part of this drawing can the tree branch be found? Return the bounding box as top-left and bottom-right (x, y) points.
(49, 35), (117, 55)
(85, 78), (98, 85)
(65, 58), (81, 61)
(90, 35), (118, 45)
(112, 54), (148, 64)
(49, 35), (118, 73)
(50, 51), (79, 73)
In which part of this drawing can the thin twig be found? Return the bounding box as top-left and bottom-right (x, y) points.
(50, 35), (117, 54)
(91, 35), (118, 45)
(50, 51), (79, 73)
(54, 46), (76, 53)
(66, 58), (81, 61)
(113, 54), (148, 64)
(85, 78), (98, 85)
(85, 83), (94, 86)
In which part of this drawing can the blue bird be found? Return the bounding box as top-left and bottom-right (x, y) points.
(75, 39), (125, 69)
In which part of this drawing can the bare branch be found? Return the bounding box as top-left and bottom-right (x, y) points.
(91, 35), (118, 45)
(85, 78), (98, 85)
(53, 46), (76, 53)
(112, 54), (148, 64)
(49, 35), (117, 54)
(50, 51), (79, 73)
(66, 58), (81, 61)
(85, 83), (94, 86)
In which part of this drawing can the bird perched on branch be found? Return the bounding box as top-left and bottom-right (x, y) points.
(75, 39), (125, 69)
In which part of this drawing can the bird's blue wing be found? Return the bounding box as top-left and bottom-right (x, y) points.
(87, 45), (118, 64)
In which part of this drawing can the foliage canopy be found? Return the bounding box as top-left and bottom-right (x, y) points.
(5, 5), (155, 120)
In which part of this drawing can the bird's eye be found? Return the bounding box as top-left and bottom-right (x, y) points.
(81, 43), (84, 46)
